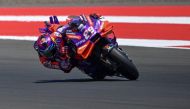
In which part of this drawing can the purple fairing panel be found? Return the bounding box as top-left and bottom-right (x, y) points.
(67, 18), (102, 47)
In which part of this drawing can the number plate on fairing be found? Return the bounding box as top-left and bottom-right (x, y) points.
(67, 26), (97, 47)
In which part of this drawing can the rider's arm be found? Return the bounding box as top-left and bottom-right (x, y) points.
(50, 25), (70, 57)
(39, 55), (60, 69)
(49, 25), (74, 73)
(39, 53), (73, 73)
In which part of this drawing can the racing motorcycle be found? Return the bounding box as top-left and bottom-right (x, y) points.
(46, 15), (139, 80)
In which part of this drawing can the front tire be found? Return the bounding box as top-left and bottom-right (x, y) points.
(108, 47), (139, 80)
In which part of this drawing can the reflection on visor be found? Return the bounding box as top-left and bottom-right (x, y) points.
(39, 44), (56, 57)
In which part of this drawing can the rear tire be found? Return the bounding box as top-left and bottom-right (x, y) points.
(108, 47), (139, 80)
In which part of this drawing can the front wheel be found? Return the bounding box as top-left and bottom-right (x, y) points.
(108, 47), (139, 80)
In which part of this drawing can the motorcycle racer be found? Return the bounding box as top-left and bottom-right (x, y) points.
(34, 14), (102, 73)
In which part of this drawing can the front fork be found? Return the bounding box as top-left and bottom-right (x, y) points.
(100, 39), (121, 76)
(101, 38), (131, 77)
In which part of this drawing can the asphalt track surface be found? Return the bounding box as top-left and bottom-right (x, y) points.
(0, 40), (189, 109)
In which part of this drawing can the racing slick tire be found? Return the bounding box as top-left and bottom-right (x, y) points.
(109, 47), (139, 80)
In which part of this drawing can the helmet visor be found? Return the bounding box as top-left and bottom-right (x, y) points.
(40, 43), (56, 57)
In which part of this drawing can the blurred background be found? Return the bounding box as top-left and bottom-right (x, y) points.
(0, 0), (190, 7)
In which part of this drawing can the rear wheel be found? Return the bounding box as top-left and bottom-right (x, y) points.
(108, 47), (139, 80)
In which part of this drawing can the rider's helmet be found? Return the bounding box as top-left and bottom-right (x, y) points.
(35, 34), (56, 58)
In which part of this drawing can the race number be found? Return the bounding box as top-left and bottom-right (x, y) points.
(83, 26), (96, 40)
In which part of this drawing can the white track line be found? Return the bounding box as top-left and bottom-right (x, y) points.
(0, 36), (189, 49)
(0, 16), (190, 24)
(117, 38), (190, 49)
(0, 36), (37, 41)
(0, 16), (189, 49)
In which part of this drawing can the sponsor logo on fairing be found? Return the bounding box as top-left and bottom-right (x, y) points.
(76, 39), (86, 46)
